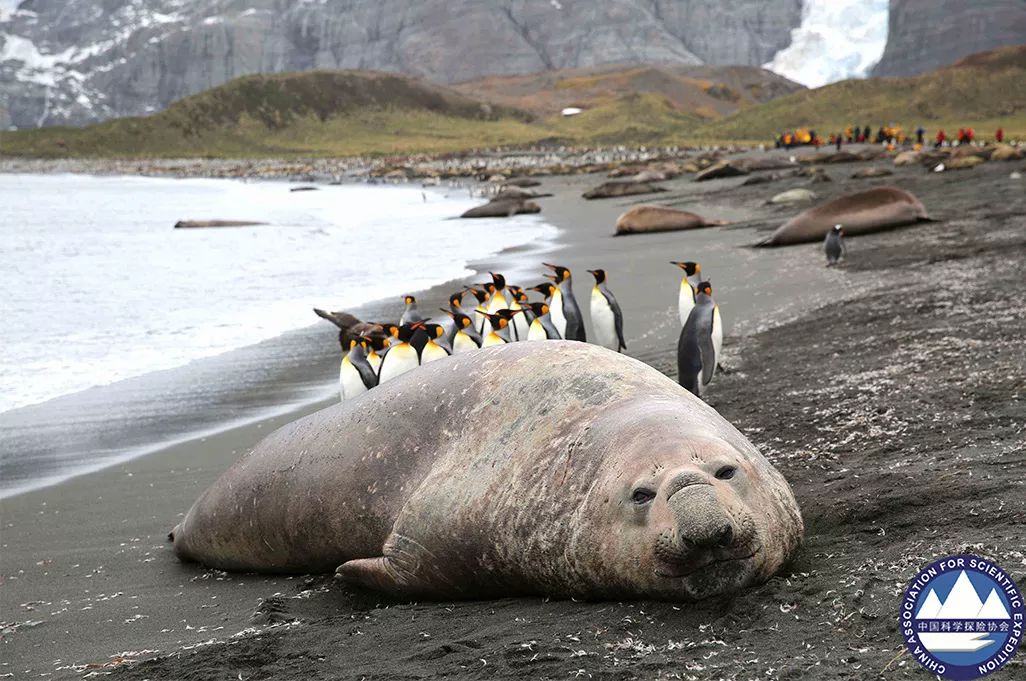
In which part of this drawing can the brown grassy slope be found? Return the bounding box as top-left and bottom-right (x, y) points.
(697, 44), (1026, 140)
(453, 63), (803, 119)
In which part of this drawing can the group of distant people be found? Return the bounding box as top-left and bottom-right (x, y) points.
(776, 124), (1008, 152)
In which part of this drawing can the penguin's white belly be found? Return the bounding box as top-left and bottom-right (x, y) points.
(590, 288), (618, 351)
(678, 281), (696, 326)
(486, 294), (505, 315)
(510, 306), (529, 341)
(452, 332), (479, 354)
(528, 318), (548, 341)
(366, 353), (382, 373)
(711, 305), (723, 368)
(482, 332), (506, 347)
(420, 342), (449, 364)
(550, 291), (568, 338)
(377, 345), (419, 384)
(339, 357), (368, 401)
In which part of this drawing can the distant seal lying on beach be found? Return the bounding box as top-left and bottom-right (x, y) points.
(582, 180), (667, 200)
(170, 342), (803, 601)
(759, 186), (933, 246)
(614, 205), (728, 236)
(460, 198), (541, 218)
(173, 220), (267, 229)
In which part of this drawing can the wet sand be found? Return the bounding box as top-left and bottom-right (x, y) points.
(1, 154), (1024, 680)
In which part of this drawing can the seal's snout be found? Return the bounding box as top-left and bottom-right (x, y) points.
(666, 482), (736, 551)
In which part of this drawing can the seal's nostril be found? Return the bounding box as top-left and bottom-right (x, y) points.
(716, 525), (733, 547)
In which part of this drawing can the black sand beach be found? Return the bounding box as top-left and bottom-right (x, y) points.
(2, 153), (1024, 680)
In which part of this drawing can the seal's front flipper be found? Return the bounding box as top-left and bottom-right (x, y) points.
(336, 557), (410, 594)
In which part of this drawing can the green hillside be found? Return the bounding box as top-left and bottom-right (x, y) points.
(2, 47), (1024, 159)
(694, 45), (1026, 141)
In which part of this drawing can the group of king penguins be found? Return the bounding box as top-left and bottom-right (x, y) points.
(334, 263), (627, 401)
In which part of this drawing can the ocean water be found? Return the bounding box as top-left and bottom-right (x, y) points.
(0, 173), (555, 413)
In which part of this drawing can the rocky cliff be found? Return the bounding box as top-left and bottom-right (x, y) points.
(0, 0), (802, 128)
(872, 0), (1026, 77)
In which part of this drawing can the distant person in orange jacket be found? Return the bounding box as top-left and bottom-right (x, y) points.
(995, 128), (1004, 143)
(935, 129), (946, 148)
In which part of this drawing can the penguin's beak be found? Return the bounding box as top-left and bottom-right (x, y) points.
(543, 274), (558, 282)
(542, 262), (556, 270)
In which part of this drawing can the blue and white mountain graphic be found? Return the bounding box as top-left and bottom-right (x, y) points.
(916, 570), (1012, 652)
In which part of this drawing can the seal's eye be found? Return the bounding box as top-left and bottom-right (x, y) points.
(715, 465), (737, 480)
(631, 488), (656, 505)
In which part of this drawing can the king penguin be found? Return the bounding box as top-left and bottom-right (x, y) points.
(676, 281), (722, 397)
(670, 261), (701, 326)
(525, 302), (561, 340)
(399, 295), (423, 326)
(507, 288), (530, 341)
(825, 224), (845, 266)
(377, 323), (424, 384)
(442, 310), (483, 354)
(339, 338), (378, 401)
(466, 287), (493, 336)
(543, 262), (586, 342)
(418, 322), (452, 364)
(588, 269), (626, 353)
(481, 310), (521, 347)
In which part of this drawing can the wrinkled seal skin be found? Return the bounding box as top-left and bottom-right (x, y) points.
(759, 186), (933, 246)
(614, 205), (727, 236)
(171, 342), (803, 601)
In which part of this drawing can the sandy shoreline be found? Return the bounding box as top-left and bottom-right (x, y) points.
(2, 154), (1024, 679)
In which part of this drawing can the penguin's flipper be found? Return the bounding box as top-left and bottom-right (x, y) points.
(699, 308), (717, 386)
(355, 359), (378, 390)
(605, 290), (627, 352)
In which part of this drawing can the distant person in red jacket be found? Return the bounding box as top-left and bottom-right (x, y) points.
(966, 128), (975, 145)
(996, 128), (1004, 143)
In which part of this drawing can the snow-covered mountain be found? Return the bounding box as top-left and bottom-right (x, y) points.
(1, 0), (1023, 129)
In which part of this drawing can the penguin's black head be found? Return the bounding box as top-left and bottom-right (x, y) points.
(422, 323), (445, 340)
(527, 302), (550, 316)
(696, 281), (713, 296)
(366, 334), (389, 352)
(530, 282), (556, 297)
(396, 323), (420, 343)
(486, 313), (507, 329)
(495, 308), (523, 322)
(508, 285), (524, 296)
(587, 269), (606, 284)
(385, 324), (401, 338)
(489, 272), (507, 288)
(454, 313), (474, 329)
(404, 295), (416, 305)
(467, 288), (488, 305)
(543, 262), (571, 282)
(670, 261), (700, 277)
(511, 290), (529, 303)
(449, 292), (463, 308)
(832, 224), (843, 234)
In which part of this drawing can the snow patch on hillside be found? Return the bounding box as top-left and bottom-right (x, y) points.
(765, 0), (889, 88)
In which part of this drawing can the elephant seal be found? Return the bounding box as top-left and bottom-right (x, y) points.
(614, 205), (728, 236)
(759, 186), (933, 246)
(460, 198), (541, 218)
(170, 342), (803, 601)
(694, 160), (748, 182)
(582, 180), (667, 200)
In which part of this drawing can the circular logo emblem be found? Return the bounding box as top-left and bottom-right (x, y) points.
(902, 555), (1024, 680)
